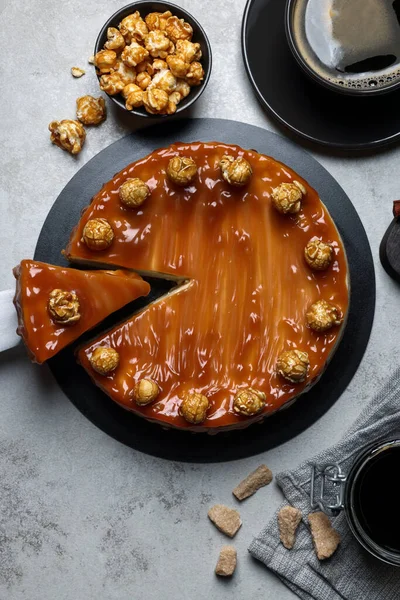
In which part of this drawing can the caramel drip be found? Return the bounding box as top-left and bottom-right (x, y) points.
(67, 142), (349, 430)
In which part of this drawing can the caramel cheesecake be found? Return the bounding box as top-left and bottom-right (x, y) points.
(64, 142), (349, 431)
(13, 260), (150, 363)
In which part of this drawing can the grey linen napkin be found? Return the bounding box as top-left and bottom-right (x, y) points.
(249, 370), (400, 600)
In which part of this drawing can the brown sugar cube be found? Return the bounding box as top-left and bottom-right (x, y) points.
(208, 505), (242, 538)
(232, 464), (273, 501)
(278, 506), (302, 549)
(215, 546), (237, 577)
(308, 512), (341, 560)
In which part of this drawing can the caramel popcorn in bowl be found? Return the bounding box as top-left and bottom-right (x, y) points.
(93, 7), (207, 114)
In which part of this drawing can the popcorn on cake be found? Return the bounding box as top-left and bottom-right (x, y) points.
(271, 181), (306, 214)
(119, 178), (150, 208)
(304, 238), (333, 271)
(82, 218), (114, 250)
(180, 391), (209, 424)
(233, 388), (266, 416)
(48, 289), (81, 325)
(133, 378), (160, 405)
(220, 155), (253, 187)
(306, 300), (342, 333)
(277, 349), (310, 383)
(89, 346), (120, 375)
(167, 155), (198, 186)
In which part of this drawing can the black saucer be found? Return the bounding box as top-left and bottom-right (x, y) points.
(242, 0), (400, 149)
(34, 118), (375, 462)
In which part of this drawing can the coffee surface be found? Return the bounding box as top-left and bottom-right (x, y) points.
(292, 0), (400, 90)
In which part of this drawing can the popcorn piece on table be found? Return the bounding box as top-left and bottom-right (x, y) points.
(308, 511), (340, 560)
(71, 67), (85, 78)
(232, 464), (273, 501)
(208, 505), (242, 538)
(215, 546), (237, 577)
(49, 119), (86, 155)
(76, 95), (106, 126)
(278, 506), (302, 550)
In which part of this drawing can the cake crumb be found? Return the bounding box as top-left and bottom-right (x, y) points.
(208, 504), (242, 538)
(308, 511), (340, 560)
(233, 464), (273, 500)
(278, 506), (302, 549)
(215, 546), (237, 577)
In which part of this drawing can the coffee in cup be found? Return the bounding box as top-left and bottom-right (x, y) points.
(286, 0), (400, 95)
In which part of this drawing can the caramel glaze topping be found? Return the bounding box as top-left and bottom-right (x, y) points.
(13, 260), (150, 364)
(66, 142), (349, 431)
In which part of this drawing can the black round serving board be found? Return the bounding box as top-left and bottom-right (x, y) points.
(242, 0), (400, 149)
(34, 118), (375, 462)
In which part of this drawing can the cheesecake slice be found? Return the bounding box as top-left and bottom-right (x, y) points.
(13, 260), (150, 363)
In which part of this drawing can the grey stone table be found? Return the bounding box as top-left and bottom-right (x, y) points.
(0, 0), (397, 598)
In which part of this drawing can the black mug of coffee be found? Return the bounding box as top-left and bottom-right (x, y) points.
(285, 0), (400, 95)
(311, 439), (400, 566)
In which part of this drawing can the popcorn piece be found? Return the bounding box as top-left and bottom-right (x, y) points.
(89, 346), (119, 375)
(121, 41), (149, 68)
(220, 155), (252, 187)
(119, 177), (150, 207)
(166, 91), (182, 114)
(166, 155), (197, 186)
(119, 12), (148, 43)
(166, 54), (189, 78)
(308, 512), (340, 560)
(278, 506), (302, 549)
(277, 349), (309, 383)
(215, 546), (237, 577)
(105, 27), (125, 52)
(208, 505), (242, 538)
(48, 289), (81, 325)
(175, 79), (191, 98)
(133, 378), (159, 406)
(137, 58), (155, 75)
(94, 49), (117, 73)
(144, 30), (174, 58)
(49, 119), (86, 155)
(136, 71), (151, 90)
(143, 88), (169, 114)
(271, 181), (306, 215)
(176, 39), (202, 63)
(99, 72), (125, 95)
(76, 95), (106, 126)
(165, 16), (193, 44)
(145, 11), (172, 31)
(180, 391), (209, 424)
(304, 238), (333, 271)
(82, 218), (114, 250)
(233, 388), (266, 417)
(152, 59), (168, 72)
(125, 86), (144, 110)
(149, 69), (176, 94)
(185, 61), (204, 86)
(306, 300), (343, 333)
(113, 60), (136, 84)
(88, 55), (95, 64)
(232, 465), (273, 501)
(71, 67), (85, 78)
(122, 82), (139, 99)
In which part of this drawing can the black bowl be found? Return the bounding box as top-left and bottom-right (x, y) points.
(94, 0), (212, 117)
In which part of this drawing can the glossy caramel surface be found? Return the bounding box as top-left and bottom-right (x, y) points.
(13, 260), (150, 363)
(69, 142), (349, 430)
